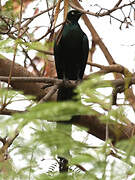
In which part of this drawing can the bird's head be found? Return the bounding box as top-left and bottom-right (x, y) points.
(67, 10), (83, 22)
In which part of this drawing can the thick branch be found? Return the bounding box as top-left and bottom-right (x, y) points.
(0, 76), (134, 88)
(69, 115), (134, 144)
(0, 107), (133, 144)
(2, 107), (132, 145)
(0, 63), (134, 88)
(0, 55), (54, 100)
(70, 1), (135, 17)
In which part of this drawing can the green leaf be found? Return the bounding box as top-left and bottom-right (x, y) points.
(70, 153), (96, 165)
(0, 39), (14, 53)
(76, 75), (112, 111)
(32, 124), (88, 158)
(9, 101), (97, 130)
(116, 136), (135, 164)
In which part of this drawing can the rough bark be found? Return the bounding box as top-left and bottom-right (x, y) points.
(70, 115), (134, 144)
(0, 56), (56, 100)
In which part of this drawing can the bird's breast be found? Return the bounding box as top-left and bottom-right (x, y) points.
(61, 24), (83, 48)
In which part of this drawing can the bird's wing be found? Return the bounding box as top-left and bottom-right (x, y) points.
(55, 24), (65, 46)
(83, 34), (89, 62)
(79, 34), (89, 78)
(54, 42), (64, 79)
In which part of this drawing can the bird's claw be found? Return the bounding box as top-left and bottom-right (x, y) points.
(76, 79), (82, 85)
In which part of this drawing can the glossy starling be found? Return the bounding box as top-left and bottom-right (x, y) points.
(54, 10), (89, 101)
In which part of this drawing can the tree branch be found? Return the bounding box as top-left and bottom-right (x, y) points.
(69, 115), (134, 144)
(0, 108), (24, 115)
(0, 64), (134, 88)
(0, 108), (133, 145)
(0, 55), (55, 100)
(70, 1), (135, 17)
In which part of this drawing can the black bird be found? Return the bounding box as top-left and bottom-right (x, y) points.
(54, 10), (89, 172)
(54, 10), (89, 101)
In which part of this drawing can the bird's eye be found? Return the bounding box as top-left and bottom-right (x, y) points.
(71, 12), (75, 15)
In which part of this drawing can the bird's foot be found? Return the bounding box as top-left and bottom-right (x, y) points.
(63, 79), (71, 87)
(76, 79), (82, 85)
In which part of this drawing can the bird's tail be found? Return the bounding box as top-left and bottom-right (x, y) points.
(57, 87), (75, 101)
(57, 86), (75, 172)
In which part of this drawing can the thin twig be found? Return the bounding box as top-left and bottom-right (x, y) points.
(8, 0), (23, 87)
(69, 1), (135, 17)
(34, 21), (65, 42)
(2, 0), (24, 111)
(38, 85), (58, 103)
(11, 5), (55, 34)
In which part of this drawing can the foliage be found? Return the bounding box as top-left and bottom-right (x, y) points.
(0, 75), (133, 179)
(0, 0), (135, 179)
